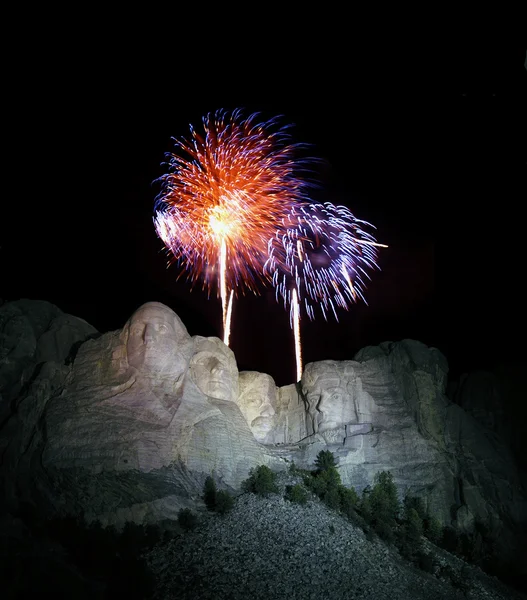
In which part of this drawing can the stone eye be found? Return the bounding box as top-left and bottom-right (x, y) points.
(195, 355), (215, 369)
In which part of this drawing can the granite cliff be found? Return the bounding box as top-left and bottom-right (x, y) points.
(1, 299), (525, 585)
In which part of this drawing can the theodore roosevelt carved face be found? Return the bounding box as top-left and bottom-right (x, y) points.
(238, 372), (277, 442)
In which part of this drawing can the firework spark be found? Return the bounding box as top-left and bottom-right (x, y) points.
(265, 202), (387, 379)
(153, 108), (317, 344)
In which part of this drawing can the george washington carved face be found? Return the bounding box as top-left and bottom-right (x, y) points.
(126, 302), (192, 380)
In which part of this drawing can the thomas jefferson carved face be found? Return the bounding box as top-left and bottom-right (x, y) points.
(238, 372), (277, 442)
(126, 302), (192, 379)
(189, 336), (238, 402)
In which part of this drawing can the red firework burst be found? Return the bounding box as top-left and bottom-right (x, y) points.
(153, 108), (317, 297)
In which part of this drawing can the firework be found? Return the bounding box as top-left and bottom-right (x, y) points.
(153, 108), (317, 344)
(265, 202), (387, 381)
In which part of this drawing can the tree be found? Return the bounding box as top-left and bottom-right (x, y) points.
(314, 449), (337, 472)
(399, 507), (424, 559)
(177, 508), (198, 532)
(323, 485), (341, 511)
(403, 494), (426, 520)
(359, 486), (373, 524)
(203, 475), (234, 514)
(339, 485), (359, 518)
(304, 464), (341, 504)
(319, 466), (341, 489)
(370, 471), (400, 527)
(242, 465), (278, 495)
(203, 475), (217, 511)
(214, 490), (234, 514)
(284, 484), (308, 505)
(424, 515), (443, 544)
(359, 471), (400, 542)
(406, 508), (423, 540)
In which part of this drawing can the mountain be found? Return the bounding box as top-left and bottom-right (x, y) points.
(0, 298), (525, 598)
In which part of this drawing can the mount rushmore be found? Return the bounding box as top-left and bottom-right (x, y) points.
(0, 298), (525, 568)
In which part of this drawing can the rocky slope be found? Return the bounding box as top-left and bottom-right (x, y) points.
(144, 473), (526, 600)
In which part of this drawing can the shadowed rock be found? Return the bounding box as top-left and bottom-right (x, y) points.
(0, 299), (525, 569)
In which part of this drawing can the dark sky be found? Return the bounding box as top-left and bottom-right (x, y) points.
(2, 25), (526, 386)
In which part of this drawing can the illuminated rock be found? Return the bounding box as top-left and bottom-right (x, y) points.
(0, 299), (525, 564)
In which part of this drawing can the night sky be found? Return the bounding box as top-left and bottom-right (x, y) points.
(2, 29), (526, 386)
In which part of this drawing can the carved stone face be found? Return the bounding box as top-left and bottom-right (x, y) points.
(238, 372), (277, 441)
(189, 336), (238, 402)
(126, 302), (192, 379)
(316, 387), (349, 431)
(302, 362), (356, 432)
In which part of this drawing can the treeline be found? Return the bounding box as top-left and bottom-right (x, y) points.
(179, 449), (523, 595)
(6, 451), (523, 597)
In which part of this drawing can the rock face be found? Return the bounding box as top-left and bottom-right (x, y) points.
(448, 366), (527, 472)
(0, 299), (98, 513)
(1, 299), (526, 566)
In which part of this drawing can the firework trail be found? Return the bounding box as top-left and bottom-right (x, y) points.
(153, 108), (318, 345)
(265, 202), (387, 381)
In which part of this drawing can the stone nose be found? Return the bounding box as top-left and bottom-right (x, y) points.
(143, 324), (155, 344)
(260, 405), (275, 417)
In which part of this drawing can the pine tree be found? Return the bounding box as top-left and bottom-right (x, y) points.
(203, 475), (217, 511)
(214, 490), (234, 514)
(314, 449), (337, 471)
(424, 515), (443, 544)
(242, 465), (279, 495)
(370, 471), (400, 526)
